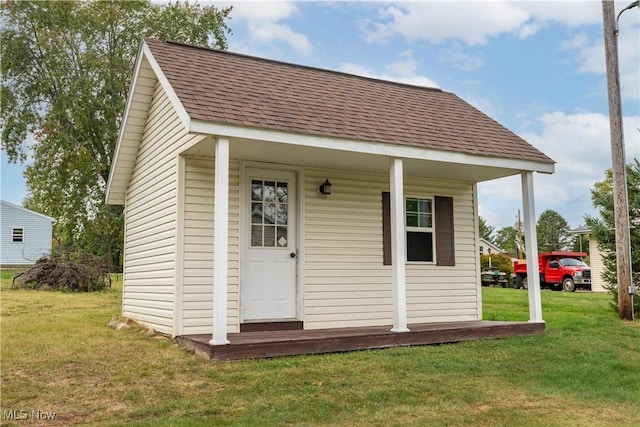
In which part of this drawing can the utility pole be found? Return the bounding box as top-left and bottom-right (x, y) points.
(517, 209), (523, 259)
(601, 0), (636, 320)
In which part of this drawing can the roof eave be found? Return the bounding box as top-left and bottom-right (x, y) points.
(105, 39), (192, 205)
(189, 118), (556, 176)
(105, 41), (147, 205)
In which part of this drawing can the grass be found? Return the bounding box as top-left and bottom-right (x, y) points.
(1, 271), (639, 426)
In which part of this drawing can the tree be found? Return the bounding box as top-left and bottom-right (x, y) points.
(585, 162), (640, 314)
(536, 209), (571, 252)
(495, 226), (519, 258)
(1, 1), (232, 271)
(478, 216), (495, 243)
(480, 253), (513, 276)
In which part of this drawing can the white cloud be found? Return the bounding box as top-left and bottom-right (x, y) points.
(478, 111), (640, 230)
(615, 26), (639, 100)
(561, 24), (640, 100)
(519, 0), (602, 27)
(362, 2), (530, 45)
(359, 1), (607, 47)
(223, 1), (312, 55)
(339, 62), (439, 88)
(517, 21), (543, 39)
(461, 93), (501, 119)
(384, 50), (419, 76)
(339, 50), (439, 88)
(225, 0), (298, 22)
(338, 63), (373, 77)
(439, 42), (485, 71)
(560, 32), (589, 50)
(247, 21), (312, 55)
(359, 17), (395, 44)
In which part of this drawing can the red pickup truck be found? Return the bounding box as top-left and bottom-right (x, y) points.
(512, 251), (592, 292)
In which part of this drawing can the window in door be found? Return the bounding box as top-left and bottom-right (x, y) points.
(251, 180), (289, 248)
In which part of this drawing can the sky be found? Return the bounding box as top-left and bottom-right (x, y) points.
(1, 0), (639, 233)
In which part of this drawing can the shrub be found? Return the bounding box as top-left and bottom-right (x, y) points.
(12, 252), (111, 292)
(480, 253), (513, 276)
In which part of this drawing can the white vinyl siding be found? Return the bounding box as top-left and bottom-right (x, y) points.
(405, 178), (478, 323)
(180, 157), (240, 335)
(123, 82), (206, 335)
(304, 169), (392, 329)
(303, 169), (478, 330)
(0, 201), (53, 265)
(107, 57), (157, 205)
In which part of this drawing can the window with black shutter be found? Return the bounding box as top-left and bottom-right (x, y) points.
(434, 196), (455, 266)
(382, 192), (392, 265)
(382, 193), (455, 266)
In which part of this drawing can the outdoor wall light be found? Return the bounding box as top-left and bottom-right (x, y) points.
(318, 179), (332, 195)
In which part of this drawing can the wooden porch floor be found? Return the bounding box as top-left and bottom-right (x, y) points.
(176, 321), (545, 361)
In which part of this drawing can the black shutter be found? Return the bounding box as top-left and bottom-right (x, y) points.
(382, 192), (392, 265)
(435, 196), (455, 266)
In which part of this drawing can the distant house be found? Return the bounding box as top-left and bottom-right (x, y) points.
(105, 39), (555, 358)
(479, 238), (504, 256)
(570, 226), (606, 292)
(0, 200), (54, 266)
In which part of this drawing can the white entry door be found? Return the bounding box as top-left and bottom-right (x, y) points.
(241, 168), (297, 322)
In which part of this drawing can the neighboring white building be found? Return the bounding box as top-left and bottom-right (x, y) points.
(479, 238), (504, 256)
(570, 226), (606, 292)
(0, 200), (54, 266)
(105, 39), (555, 345)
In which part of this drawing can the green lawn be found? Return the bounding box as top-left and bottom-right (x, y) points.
(1, 271), (639, 426)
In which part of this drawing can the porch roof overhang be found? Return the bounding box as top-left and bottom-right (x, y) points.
(182, 119), (555, 183)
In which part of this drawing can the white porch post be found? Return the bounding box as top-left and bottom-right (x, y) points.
(390, 158), (409, 332)
(521, 172), (544, 323)
(210, 137), (230, 345)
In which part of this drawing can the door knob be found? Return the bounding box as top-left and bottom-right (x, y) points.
(290, 252), (296, 259)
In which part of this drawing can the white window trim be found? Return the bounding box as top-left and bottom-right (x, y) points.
(249, 178), (291, 249)
(405, 196), (435, 264)
(11, 227), (24, 243)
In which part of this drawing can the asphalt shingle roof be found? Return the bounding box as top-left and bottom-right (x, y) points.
(145, 38), (554, 165)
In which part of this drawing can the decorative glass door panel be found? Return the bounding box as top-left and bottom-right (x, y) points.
(251, 180), (288, 248)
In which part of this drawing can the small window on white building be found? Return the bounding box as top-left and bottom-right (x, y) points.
(12, 227), (24, 243)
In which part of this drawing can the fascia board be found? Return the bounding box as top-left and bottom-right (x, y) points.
(106, 40), (194, 205)
(141, 42), (191, 130)
(106, 41), (147, 205)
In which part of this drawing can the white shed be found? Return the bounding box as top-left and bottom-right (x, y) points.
(0, 200), (54, 266)
(105, 39), (555, 357)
